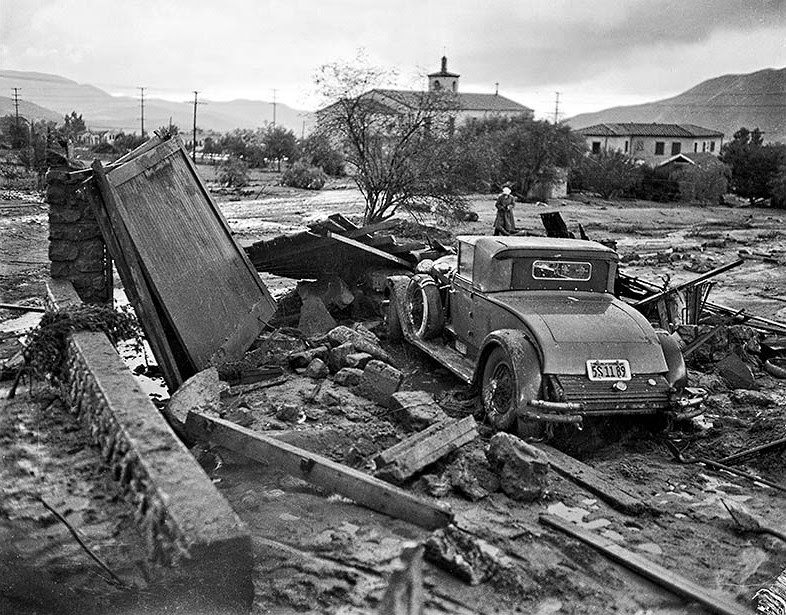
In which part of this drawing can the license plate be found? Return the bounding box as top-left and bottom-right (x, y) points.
(586, 359), (631, 381)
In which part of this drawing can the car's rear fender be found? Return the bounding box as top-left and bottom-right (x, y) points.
(474, 329), (542, 409)
(656, 330), (688, 391)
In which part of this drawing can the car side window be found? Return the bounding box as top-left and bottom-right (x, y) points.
(458, 242), (473, 279)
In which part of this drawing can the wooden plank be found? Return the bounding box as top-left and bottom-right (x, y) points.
(185, 412), (454, 530)
(327, 231), (413, 268)
(540, 514), (753, 615)
(343, 219), (399, 239)
(634, 260), (744, 308)
(375, 417), (478, 481)
(535, 444), (644, 515)
(101, 137), (275, 371)
(87, 164), (185, 389)
(111, 134), (165, 166)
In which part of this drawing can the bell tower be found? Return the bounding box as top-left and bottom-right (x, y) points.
(428, 56), (460, 92)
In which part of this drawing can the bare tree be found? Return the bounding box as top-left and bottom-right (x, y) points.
(314, 53), (464, 223)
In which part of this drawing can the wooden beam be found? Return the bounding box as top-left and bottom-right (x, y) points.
(535, 444), (644, 515)
(634, 260), (744, 309)
(375, 417), (478, 482)
(540, 514), (753, 615)
(327, 231), (413, 269)
(186, 412), (453, 530)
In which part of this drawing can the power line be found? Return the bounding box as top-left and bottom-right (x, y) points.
(138, 86), (146, 137)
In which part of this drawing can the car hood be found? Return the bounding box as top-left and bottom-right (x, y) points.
(486, 291), (668, 375)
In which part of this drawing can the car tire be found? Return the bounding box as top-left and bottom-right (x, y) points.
(405, 274), (443, 340)
(385, 294), (404, 342)
(481, 347), (519, 431)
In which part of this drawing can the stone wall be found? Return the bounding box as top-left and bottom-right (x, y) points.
(46, 168), (112, 304)
(48, 281), (254, 612)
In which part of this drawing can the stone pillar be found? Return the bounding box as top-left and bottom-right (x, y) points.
(46, 168), (112, 304)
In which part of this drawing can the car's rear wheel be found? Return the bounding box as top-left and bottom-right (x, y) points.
(481, 347), (519, 431)
(405, 274), (443, 339)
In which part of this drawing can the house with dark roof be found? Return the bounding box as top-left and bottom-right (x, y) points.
(317, 56), (532, 135)
(577, 123), (724, 165)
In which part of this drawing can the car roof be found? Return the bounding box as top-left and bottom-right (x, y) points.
(456, 235), (617, 260)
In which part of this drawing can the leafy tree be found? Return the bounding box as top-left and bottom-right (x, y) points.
(453, 116), (584, 197)
(218, 129), (266, 167)
(282, 162), (326, 190)
(299, 132), (345, 177)
(113, 132), (146, 154)
(769, 159), (786, 209)
(572, 150), (639, 199)
(261, 124), (297, 171)
(202, 136), (220, 154)
(720, 127), (783, 204)
(61, 111), (86, 141)
(156, 123), (179, 136)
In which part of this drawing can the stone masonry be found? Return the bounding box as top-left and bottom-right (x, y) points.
(46, 168), (112, 304)
(48, 281), (254, 612)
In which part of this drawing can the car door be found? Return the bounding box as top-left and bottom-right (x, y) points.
(449, 242), (477, 356)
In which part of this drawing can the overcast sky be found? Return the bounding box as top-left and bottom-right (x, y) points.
(2, 0), (784, 118)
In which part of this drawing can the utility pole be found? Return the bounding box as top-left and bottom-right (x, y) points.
(138, 86), (146, 137)
(12, 88), (21, 130)
(192, 91), (199, 163)
(553, 91), (560, 124)
(272, 89), (277, 128)
(495, 82), (499, 96)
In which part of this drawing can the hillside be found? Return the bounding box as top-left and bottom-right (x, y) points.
(567, 67), (786, 144)
(0, 70), (313, 134)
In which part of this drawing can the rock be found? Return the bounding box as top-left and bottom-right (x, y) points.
(717, 353), (756, 389)
(421, 474), (451, 498)
(730, 389), (776, 407)
(355, 360), (404, 406)
(327, 325), (392, 364)
(305, 358), (329, 379)
(288, 345), (328, 369)
(345, 352), (373, 369)
(327, 342), (354, 373)
(485, 433), (549, 502)
(297, 277), (354, 310)
(446, 449), (499, 501)
(388, 390), (448, 431)
(298, 295), (337, 337)
(334, 367), (364, 387)
(424, 525), (530, 591)
(254, 331), (307, 365)
(275, 403), (303, 423)
(166, 367), (221, 439)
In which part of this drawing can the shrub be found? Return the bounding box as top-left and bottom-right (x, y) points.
(218, 156), (250, 187)
(573, 151), (638, 199)
(673, 163), (728, 204)
(282, 162), (326, 190)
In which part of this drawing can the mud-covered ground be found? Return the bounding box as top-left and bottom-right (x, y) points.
(1, 177), (786, 614)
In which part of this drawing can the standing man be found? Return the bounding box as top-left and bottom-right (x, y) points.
(493, 185), (516, 236)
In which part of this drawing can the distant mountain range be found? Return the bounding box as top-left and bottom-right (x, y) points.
(0, 69), (314, 135)
(567, 67), (786, 144)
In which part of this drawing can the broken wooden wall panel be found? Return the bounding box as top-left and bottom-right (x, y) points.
(88, 163), (186, 389)
(536, 444), (645, 515)
(185, 412), (454, 530)
(540, 514), (752, 615)
(375, 416), (478, 482)
(95, 136), (275, 377)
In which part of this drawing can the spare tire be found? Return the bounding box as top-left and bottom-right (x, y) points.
(405, 274), (443, 339)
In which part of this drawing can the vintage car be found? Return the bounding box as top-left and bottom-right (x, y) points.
(386, 236), (699, 437)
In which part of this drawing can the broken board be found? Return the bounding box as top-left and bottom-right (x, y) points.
(185, 411), (454, 530)
(536, 444), (645, 515)
(92, 136), (275, 384)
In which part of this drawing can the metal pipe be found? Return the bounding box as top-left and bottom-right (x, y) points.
(527, 399), (584, 412)
(519, 412), (583, 424)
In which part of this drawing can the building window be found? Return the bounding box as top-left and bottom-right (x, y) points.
(702, 142), (706, 152)
(591, 141), (601, 154)
(655, 141), (665, 155)
(710, 141), (715, 152)
(624, 140), (628, 153)
(433, 80), (442, 90)
(671, 142), (681, 155)
(452, 80), (457, 92)
(694, 142), (698, 152)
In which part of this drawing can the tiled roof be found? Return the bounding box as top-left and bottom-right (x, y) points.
(578, 123), (724, 138)
(373, 89), (531, 113)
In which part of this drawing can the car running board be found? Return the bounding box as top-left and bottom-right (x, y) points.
(404, 335), (475, 384)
